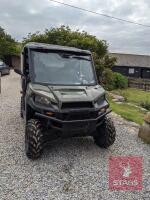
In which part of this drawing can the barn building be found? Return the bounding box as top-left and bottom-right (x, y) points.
(110, 53), (150, 79)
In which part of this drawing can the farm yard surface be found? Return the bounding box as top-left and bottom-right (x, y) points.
(0, 71), (150, 200)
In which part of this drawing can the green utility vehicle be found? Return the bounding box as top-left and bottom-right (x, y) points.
(15, 42), (116, 159)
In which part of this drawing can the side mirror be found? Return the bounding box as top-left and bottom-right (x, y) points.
(14, 68), (23, 76)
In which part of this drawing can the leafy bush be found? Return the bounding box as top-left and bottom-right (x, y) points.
(102, 70), (128, 90)
(113, 72), (128, 89)
(0, 26), (20, 59)
(101, 68), (115, 90)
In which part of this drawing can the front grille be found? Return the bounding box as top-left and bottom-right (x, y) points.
(65, 121), (88, 129)
(61, 102), (93, 109)
(57, 111), (98, 121)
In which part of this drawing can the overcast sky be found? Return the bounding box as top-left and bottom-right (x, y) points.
(0, 0), (150, 55)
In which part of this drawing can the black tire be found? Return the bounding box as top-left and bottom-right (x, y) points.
(94, 117), (116, 148)
(25, 119), (44, 159)
(20, 96), (24, 118)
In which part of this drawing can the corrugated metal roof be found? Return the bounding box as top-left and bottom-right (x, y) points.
(110, 53), (150, 68)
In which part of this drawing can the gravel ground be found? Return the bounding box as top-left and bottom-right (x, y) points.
(0, 71), (150, 200)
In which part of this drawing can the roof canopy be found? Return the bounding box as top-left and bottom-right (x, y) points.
(24, 42), (91, 55)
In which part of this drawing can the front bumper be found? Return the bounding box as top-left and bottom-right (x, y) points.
(35, 109), (111, 134)
(28, 96), (110, 135)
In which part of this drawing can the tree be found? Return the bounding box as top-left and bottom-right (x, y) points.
(23, 26), (116, 80)
(0, 27), (20, 59)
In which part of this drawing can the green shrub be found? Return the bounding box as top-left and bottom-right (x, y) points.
(101, 68), (115, 90)
(102, 70), (128, 90)
(113, 72), (128, 89)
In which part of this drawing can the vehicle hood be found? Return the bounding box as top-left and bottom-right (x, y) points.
(29, 84), (105, 103)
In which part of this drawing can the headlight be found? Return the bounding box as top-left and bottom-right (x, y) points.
(96, 95), (105, 105)
(34, 94), (51, 107)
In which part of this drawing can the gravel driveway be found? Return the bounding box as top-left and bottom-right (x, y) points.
(0, 71), (149, 200)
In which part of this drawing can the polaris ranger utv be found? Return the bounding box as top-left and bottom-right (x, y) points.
(15, 42), (116, 159)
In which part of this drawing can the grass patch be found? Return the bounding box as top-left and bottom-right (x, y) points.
(109, 99), (145, 125)
(112, 88), (150, 106)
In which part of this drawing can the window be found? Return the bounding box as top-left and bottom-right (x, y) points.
(129, 68), (134, 74)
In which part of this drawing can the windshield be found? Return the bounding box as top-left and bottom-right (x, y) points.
(30, 51), (96, 86)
